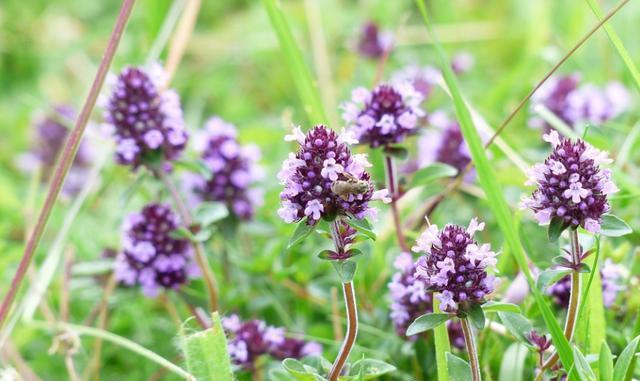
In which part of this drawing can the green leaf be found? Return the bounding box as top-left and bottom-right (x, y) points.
(349, 359), (396, 379)
(410, 163), (458, 188)
(170, 227), (196, 241)
(467, 304), (485, 330)
(573, 346), (597, 381)
(599, 342), (614, 381)
(406, 313), (452, 336)
(599, 214), (632, 237)
(174, 159), (212, 178)
(194, 202), (229, 227)
(612, 335), (640, 381)
(497, 312), (533, 344)
(346, 218), (376, 241)
(499, 343), (527, 381)
(182, 312), (233, 381)
(575, 243), (605, 355)
(282, 358), (319, 381)
(446, 353), (472, 381)
(288, 221), (316, 249)
(536, 268), (572, 292)
(261, 0), (327, 124)
(413, 0), (575, 373)
(331, 260), (357, 283)
(383, 146), (408, 160)
(548, 218), (568, 242)
(481, 302), (521, 314)
(433, 296), (451, 381)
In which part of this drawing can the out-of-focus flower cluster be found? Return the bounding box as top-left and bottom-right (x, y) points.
(222, 314), (322, 371)
(184, 117), (263, 220)
(521, 130), (618, 233)
(548, 259), (625, 308)
(530, 74), (630, 130)
(342, 84), (425, 148)
(114, 203), (198, 296)
(104, 64), (188, 168)
(278, 125), (389, 225)
(416, 111), (471, 175)
(413, 219), (498, 313)
(356, 21), (393, 59)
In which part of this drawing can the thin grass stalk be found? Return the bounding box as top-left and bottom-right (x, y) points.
(0, 0), (137, 332)
(164, 0), (202, 86)
(156, 170), (219, 312)
(384, 156), (410, 252)
(461, 318), (481, 381)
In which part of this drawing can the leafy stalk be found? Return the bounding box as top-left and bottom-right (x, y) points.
(432, 296), (451, 381)
(0, 0), (137, 331)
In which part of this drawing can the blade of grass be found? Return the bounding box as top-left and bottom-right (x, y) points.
(0, 0), (137, 331)
(414, 0), (576, 375)
(432, 296), (451, 381)
(575, 237), (605, 356)
(262, 0), (328, 125)
(583, 0), (640, 92)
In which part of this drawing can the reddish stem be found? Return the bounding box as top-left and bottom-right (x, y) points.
(0, 0), (137, 332)
(327, 281), (358, 381)
(384, 155), (410, 252)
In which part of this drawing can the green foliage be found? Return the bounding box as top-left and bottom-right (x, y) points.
(446, 353), (472, 381)
(182, 312), (234, 381)
(406, 313), (452, 336)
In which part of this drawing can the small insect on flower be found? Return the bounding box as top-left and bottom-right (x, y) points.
(278, 125), (386, 225)
(520, 130), (618, 234)
(413, 218), (498, 313)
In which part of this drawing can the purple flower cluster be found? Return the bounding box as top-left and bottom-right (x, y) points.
(520, 130), (618, 233)
(417, 111), (471, 175)
(104, 64), (188, 168)
(391, 65), (440, 99)
(357, 21), (393, 59)
(278, 125), (389, 225)
(222, 314), (322, 371)
(18, 105), (92, 196)
(413, 219), (498, 313)
(185, 117), (263, 220)
(548, 259), (625, 308)
(530, 74), (630, 130)
(114, 203), (198, 296)
(342, 84), (425, 148)
(388, 253), (465, 348)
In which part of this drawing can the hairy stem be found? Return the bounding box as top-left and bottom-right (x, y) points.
(384, 155), (410, 252)
(0, 0), (137, 332)
(327, 281), (358, 381)
(156, 169), (219, 312)
(461, 318), (481, 381)
(535, 230), (582, 380)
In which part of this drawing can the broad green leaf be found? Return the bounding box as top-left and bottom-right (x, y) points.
(573, 346), (597, 381)
(575, 247), (605, 355)
(482, 301), (520, 314)
(331, 260), (357, 283)
(288, 221), (316, 249)
(612, 335), (640, 381)
(536, 268), (572, 292)
(498, 312), (533, 344)
(346, 218), (376, 241)
(446, 353), (472, 381)
(261, 0), (327, 124)
(195, 202), (229, 227)
(182, 312), (233, 381)
(548, 218), (568, 242)
(413, 0), (575, 373)
(282, 358), (320, 381)
(383, 145), (408, 160)
(406, 313), (452, 336)
(499, 343), (527, 381)
(599, 214), (632, 237)
(433, 297), (451, 381)
(349, 358), (396, 379)
(467, 304), (485, 330)
(410, 163), (458, 188)
(599, 342), (614, 381)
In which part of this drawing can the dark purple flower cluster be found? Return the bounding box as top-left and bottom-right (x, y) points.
(185, 117), (263, 220)
(104, 64), (188, 168)
(114, 203), (198, 297)
(342, 84), (425, 148)
(222, 314), (322, 371)
(388, 253), (464, 348)
(530, 74), (630, 130)
(414, 219), (497, 313)
(357, 21), (392, 59)
(547, 259), (624, 308)
(521, 130), (618, 233)
(418, 111), (471, 175)
(19, 105), (92, 196)
(278, 125), (389, 225)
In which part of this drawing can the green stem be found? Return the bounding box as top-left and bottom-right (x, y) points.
(460, 318), (481, 381)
